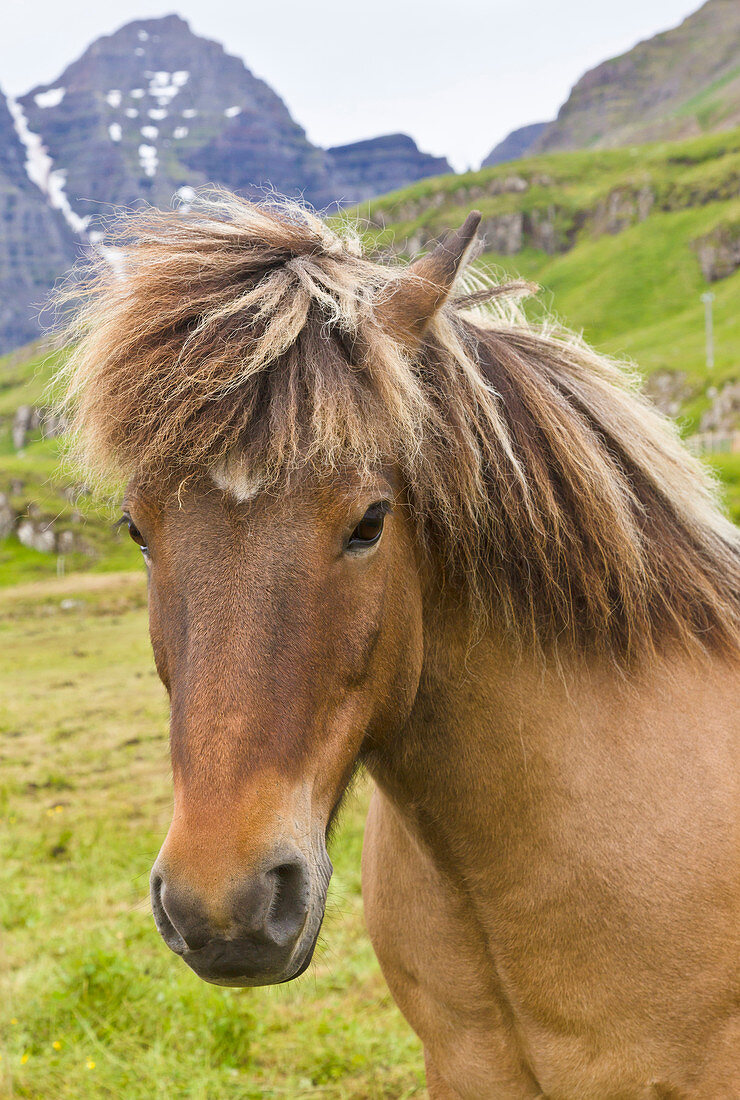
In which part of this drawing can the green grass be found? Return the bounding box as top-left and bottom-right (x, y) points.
(673, 65), (740, 128)
(0, 345), (62, 420)
(706, 452), (740, 523)
(0, 573), (424, 1098)
(475, 205), (740, 431)
(0, 343), (144, 585)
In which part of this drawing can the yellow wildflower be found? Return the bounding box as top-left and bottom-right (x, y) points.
(86, 1058), (96, 1069)
(53, 1040), (62, 1051)
(20, 1053), (29, 1064)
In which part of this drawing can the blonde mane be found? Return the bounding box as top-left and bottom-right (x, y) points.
(56, 192), (740, 662)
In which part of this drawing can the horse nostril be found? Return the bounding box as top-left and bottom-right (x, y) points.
(150, 871), (184, 954)
(150, 869), (210, 953)
(150, 850), (312, 972)
(263, 857), (311, 945)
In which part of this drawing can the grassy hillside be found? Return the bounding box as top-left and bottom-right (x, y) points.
(359, 128), (740, 422)
(1, 128), (739, 585)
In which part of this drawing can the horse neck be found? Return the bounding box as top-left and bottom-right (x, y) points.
(366, 612), (562, 856)
(365, 608), (725, 880)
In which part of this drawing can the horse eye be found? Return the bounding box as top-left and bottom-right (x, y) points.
(347, 503), (388, 551)
(122, 517), (148, 553)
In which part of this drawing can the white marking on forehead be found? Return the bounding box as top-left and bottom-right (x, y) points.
(210, 462), (262, 503)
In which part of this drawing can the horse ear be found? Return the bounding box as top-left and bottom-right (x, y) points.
(376, 210), (481, 352)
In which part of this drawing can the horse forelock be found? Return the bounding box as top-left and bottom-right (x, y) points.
(55, 190), (740, 663)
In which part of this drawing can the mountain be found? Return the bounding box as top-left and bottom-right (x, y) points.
(0, 86), (78, 351)
(14, 15), (451, 237)
(535, 0), (740, 153)
(16, 14), (337, 230)
(481, 123), (549, 168)
(0, 14), (453, 353)
(326, 134), (451, 203)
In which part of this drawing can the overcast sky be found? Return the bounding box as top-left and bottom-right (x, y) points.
(3, 0), (701, 170)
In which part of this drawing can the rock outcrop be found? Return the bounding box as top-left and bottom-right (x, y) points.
(0, 493), (15, 540)
(700, 380), (740, 432)
(693, 220), (740, 281)
(11, 404), (68, 451)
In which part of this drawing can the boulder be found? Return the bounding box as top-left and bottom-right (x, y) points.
(0, 493), (16, 539)
(479, 212), (524, 255)
(12, 405), (40, 450)
(17, 517), (57, 553)
(693, 221), (740, 282)
(700, 380), (740, 432)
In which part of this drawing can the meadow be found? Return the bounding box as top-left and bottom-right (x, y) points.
(0, 573), (424, 1098)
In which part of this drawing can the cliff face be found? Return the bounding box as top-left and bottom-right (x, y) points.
(326, 134), (452, 203)
(535, 0), (740, 153)
(0, 87), (78, 351)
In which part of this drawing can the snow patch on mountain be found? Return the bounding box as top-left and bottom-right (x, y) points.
(138, 143), (158, 177)
(176, 184), (196, 212)
(146, 71), (187, 105)
(7, 95), (88, 237)
(35, 87), (65, 108)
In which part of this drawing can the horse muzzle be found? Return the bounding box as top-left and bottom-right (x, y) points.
(150, 846), (329, 986)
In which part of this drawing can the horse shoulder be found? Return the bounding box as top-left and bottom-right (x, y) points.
(361, 784), (543, 1099)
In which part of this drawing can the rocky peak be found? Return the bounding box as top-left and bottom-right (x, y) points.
(0, 90), (32, 190)
(534, 0), (740, 152)
(327, 133), (452, 203)
(17, 14), (337, 229)
(0, 15), (458, 352)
